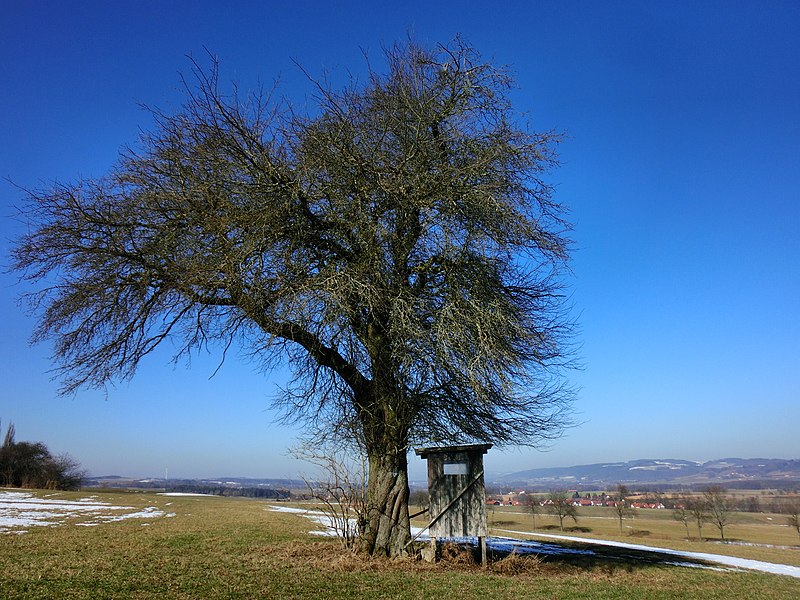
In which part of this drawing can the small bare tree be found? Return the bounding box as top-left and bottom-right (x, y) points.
(293, 441), (368, 551)
(686, 495), (708, 541)
(408, 489), (429, 515)
(703, 485), (731, 542)
(546, 491), (577, 531)
(781, 498), (800, 544)
(672, 498), (692, 540)
(526, 494), (539, 530)
(613, 484), (635, 535)
(2, 420), (15, 448)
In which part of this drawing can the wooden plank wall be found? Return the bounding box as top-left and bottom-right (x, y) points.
(426, 449), (487, 538)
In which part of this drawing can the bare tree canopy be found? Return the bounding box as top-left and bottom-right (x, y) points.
(613, 484), (636, 535)
(13, 38), (575, 556)
(703, 485), (731, 542)
(545, 491), (578, 531)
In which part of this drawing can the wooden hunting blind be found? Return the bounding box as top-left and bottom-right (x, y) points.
(414, 443), (492, 565)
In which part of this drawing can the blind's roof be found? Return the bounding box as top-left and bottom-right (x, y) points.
(414, 443), (492, 458)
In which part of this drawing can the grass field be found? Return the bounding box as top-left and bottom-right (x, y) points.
(1, 489), (798, 599)
(475, 503), (800, 567)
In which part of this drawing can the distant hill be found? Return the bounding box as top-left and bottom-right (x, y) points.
(84, 475), (305, 497)
(85, 458), (800, 493)
(493, 458), (800, 489)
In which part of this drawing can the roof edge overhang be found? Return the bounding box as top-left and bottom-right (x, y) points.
(414, 443), (493, 458)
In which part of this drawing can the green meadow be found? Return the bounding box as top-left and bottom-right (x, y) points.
(1, 489), (798, 599)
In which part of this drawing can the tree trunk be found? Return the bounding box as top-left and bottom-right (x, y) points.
(359, 449), (411, 557)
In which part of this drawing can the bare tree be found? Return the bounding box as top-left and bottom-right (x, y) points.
(12, 38), (574, 557)
(408, 489), (429, 514)
(293, 441), (368, 551)
(546, 491), (578, 531)
(613, 484), (635, 535)
(672, 498), (692, 540)
(783, 498), (800, 544)
(2, 420), (15, 448)
(685, 495), (708, 541)
(526, 493), (539, 530)
(703, 485), (731, 542)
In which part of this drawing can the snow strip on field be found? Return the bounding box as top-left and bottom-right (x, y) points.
(0, 490), (173, 533)
(498, 529), (800, 579)
(268, 505), (349, 537)
(269, 505), (439, 540)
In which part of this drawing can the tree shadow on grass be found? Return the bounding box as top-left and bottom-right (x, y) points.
(564, 526), (593, 533)
(538, 525), (593, 533)
(491, 520), (520, 527)
(456, 537), (727, 573)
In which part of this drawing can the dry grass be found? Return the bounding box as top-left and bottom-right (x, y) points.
(1, 489), (799, 599)
(489, 551), (545, 576)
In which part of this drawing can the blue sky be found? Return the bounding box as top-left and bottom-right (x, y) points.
(1, 1), (798, 481)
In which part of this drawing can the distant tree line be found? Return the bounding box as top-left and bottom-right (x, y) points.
(0, 420), (84, 490)
(167, 483), (291, 499)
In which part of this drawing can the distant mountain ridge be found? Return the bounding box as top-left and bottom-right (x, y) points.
(85, 475), (304, 493)
(495, 458), (800, 488)
(85, 458), (800, 491)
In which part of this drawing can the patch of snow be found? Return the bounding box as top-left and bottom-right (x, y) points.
(0, 490), (168, 533)
(629, 464), (683, 471)
(652, 461), (688, 470)
(267, 506), (315, 514)
(95, 506), (166, 522)
(268, 505), (350, 537)
(710, 539), (796, 551)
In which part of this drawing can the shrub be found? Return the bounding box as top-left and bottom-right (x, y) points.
(0, 420), (85, 490)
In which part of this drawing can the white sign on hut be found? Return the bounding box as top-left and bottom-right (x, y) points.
(414, 443), (492, 565)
